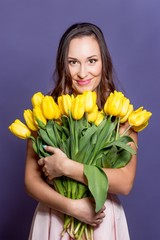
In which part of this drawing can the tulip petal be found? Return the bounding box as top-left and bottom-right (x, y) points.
(9, 119), (31, 139)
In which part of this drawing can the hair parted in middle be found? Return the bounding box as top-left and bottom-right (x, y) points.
(51, 22), (117, 109)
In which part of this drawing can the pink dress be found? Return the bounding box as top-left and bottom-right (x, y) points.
(28, 194), (130, 240)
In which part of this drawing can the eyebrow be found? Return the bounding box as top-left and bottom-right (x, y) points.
(68, 55), (99, 60)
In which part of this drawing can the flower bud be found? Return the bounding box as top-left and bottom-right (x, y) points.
(57, 96), (65, 115)
(120, 97), (130, 117)
(58, 94), (73, 116)
(8, 119), (31, 139)
(71, 95), (85, 120)
(42, 96), (61, 120)
(120, 104), (134, 123)
(94, 111), (104, 126)
(23, 109), (38, 131)
(104, 91), (125, 117)
(87, 105), (98, 122)
(31, 92), (44, 107)
(132, 121), (149, 132)
(128, 107), (152, 130)
(83, 91), (97, 113)
(33, 106), (47, 127)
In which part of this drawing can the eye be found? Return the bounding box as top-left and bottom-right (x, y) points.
(68, 60), (78, 65)
(88, 59), (98, 64)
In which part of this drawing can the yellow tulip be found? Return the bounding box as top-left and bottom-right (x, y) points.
(57, 96), (65, 115)
(31, 92), (44, 107)
(132, 121), (149, 132)
(42, 96), (61, 120)
(33, 106), (47, 127)
(104, 91), (125, 117)
(71, 95), (85, 120)
(59, 94), (73, 116)
(120, 104), (134, 123)
(128, 107), (152, 127)
(23, 109), (38, 131)
(87, 105), (98, 122)
(83, 91), (97, 113)
(8, 119), (31, 139)
(120, 97), (130, 117)
(94, 110), (104, 126)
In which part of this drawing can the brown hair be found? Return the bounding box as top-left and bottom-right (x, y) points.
(51, 22), (116, 109)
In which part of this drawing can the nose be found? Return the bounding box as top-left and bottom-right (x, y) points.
(77, 64), (87, 79)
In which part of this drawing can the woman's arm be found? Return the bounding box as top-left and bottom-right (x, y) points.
(25, 139), (71, 212)
(103, 131), (137, 195)
(40, 122), (138, 195)
(103, 122), (138, 195)
(25, 139), (105, 226)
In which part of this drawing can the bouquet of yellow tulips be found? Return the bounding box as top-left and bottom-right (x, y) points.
(9, 90), (152, 240)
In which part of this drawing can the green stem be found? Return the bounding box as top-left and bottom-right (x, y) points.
(74, 120), (79, 155)
(76, 224), (86, 240)
(90, 226), (94, 240)
(120, 125), (132, 137)
(88, 116), (116, 165)
(74, 222), (82, 235)
(66, 178), (72, 198)
(115, 117), (120, 140)
(68, 112), (75, 160)
(69, 217), (75, 238)
(85, 112), (89, 128)
(29, 135), (35, 141)
(85, 225), (94, 240)
(85, 225), (90, 240)
(63, 215), (71, 230)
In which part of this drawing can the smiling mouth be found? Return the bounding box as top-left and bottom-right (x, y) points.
(76, 79), (91, 86)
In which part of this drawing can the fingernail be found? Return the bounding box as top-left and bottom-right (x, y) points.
(43, 145), (47, 148)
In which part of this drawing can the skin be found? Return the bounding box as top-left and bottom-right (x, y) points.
(25, 139), (105, 227)
(25, 36), (137, 228)
(68, 36), (102, 95)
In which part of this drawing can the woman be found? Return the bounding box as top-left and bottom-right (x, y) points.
(25, 22), (137, 239)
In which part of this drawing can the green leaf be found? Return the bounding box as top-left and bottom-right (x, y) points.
(36, 118), (46, 129)
(102, 145), (118, 168)
(97, 117), (117, 143)
(78, 124), (97, 152)
(53, 123), (62, 147)
(45, 120), (57, 146)
(74, 143), (93, 164)
(87, 118), (117, 165)
(91, 132), (98, 145)
(32, 140), (38, 154)
(61, 115), (69, 127)
(38, 128), (55, 146)
(120, 135), (135, 144)
(53, 177), (66, 196)
(76, 183), (88, 199)
(104, 138), (136, 155)
(36, 136), (50, 158)
(59, 139), (70, 158)
(113, 141), (136, 155)
(84, 165), (108, 212)
(62, 126), (70, 138)
(113, 149), (132, 168)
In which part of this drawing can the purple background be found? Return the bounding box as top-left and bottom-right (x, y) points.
(0, 1), (159, 239)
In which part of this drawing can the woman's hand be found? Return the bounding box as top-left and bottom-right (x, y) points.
(71, 197), (106, 227)
(38, 146), (68, 180)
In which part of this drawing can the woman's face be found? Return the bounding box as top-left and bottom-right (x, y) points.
(68, 36), (102, 95)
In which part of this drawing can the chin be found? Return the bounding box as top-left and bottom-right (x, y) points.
(74, 86), (95, 94)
